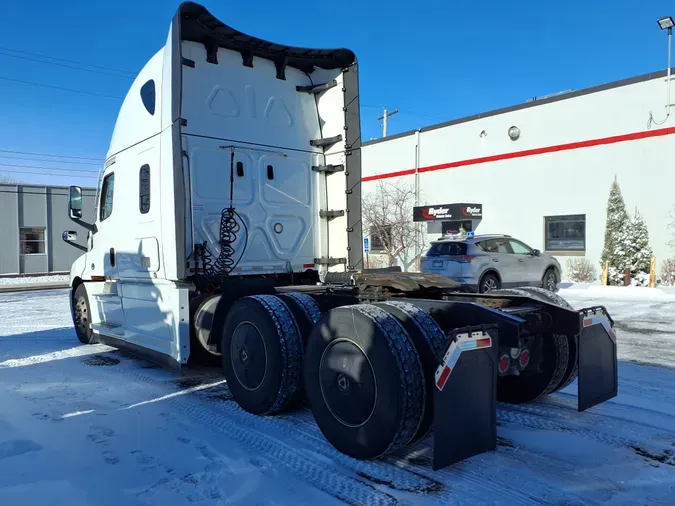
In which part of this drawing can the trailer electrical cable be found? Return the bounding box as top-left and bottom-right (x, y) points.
(198, 147), (248, 281)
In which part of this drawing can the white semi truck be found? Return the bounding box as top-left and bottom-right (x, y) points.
(62, 2), (618, 470)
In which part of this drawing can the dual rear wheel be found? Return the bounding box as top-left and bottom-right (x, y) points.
(220, 295), (448, 459)
(220, 287), (578, 459)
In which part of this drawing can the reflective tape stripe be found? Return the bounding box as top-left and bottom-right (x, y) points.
(583, 315), (616, 343)
(435, 332), (493, 391)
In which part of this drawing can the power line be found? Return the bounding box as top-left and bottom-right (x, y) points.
(0, 149), (103, 161)
(0, 155), (101, 166)
(0, 45), (136, 77)
(0, 50), (134, 80)
(0, 163), (99, 174)
(0, 75), (123, 99)
(0, 168), (98, 178)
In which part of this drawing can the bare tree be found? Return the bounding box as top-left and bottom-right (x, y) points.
(0, 174), (17, 184)
(362, 180), (425, 271)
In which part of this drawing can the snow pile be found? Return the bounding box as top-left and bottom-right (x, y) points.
(0, 274), (69, 286)
(560, 284), (675, 301)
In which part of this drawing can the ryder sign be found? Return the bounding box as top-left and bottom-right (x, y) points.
(413, 203), (483, 221)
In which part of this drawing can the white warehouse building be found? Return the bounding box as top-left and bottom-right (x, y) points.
(361, 68), (675, 278)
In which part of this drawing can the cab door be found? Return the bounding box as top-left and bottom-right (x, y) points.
(88, 169), (126, 328)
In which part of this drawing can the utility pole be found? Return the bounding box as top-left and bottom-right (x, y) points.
(377, 108), (398, 137)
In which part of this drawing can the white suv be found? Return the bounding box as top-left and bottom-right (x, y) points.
(420, 234), (561, 293)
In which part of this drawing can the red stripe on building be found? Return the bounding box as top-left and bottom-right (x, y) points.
(361, 126), (675, 183)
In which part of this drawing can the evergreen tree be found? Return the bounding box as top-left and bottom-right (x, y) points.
(628, 208), (653, 284)
(601, 177), (631, 285)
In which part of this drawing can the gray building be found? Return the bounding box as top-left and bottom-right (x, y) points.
(0, 183), (97, 276)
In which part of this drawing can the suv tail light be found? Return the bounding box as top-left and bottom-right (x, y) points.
(458, 255), (477, 263)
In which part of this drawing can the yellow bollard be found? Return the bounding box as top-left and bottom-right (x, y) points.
(649, 256), (656, 288)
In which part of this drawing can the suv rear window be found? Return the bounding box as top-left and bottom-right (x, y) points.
(425, 242), (468, 256)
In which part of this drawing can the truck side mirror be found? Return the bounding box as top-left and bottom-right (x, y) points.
(69, 186), (83, 219)
(62, 230), (87, 252)
(533, 249), (541, 257)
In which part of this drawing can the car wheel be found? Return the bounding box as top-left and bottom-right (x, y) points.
(543, 268), (558, 292)
(480, 273), (500, 293)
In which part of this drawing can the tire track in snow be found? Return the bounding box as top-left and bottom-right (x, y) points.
(90, 355), (591, 505)
(282, 410), (548, 505)
(497, 402), (675, 463)
(504, 396), (675, 442)
(0, 343), (114, 368)
(74, 361), (401, 506)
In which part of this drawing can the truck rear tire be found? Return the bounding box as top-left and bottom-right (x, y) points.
(276, 292), (323, 408)
(303, 304), (425, 459)
(374, 300), (447, 442)
(489, 288), (569, 404)
(221, 295), (303, 415)
(189, 294), (221, 366)
(517, 287), (579, 392)
(72, 283), (97, 345)
(276, 293), (322, 347)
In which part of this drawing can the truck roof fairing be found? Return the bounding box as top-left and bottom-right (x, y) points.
(177, 2), (357, 72)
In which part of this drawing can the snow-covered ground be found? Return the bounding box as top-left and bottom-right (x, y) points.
(0, 288), (674, 505)
(0, 274), (69, 286)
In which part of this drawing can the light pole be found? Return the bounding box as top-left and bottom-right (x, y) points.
(651, 16), (674, 126)
(377, 108), (398, 137)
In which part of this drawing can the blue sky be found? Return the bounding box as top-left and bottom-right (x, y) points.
(0, 0), (672, 187)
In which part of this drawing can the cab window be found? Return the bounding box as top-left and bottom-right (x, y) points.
(100, 173), (115, 221)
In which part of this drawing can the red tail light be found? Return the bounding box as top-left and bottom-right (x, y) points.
(459, 255), (477, 263)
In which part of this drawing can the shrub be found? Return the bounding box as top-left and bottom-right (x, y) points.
(565, 257), (598, 283)
(660, 258), (675, 287)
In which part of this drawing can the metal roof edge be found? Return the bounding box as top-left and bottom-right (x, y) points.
(363, 67), (674, 146)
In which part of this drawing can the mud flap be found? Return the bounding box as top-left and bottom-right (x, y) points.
(577, 306), (618, 412)
(432, 325), (498, 470)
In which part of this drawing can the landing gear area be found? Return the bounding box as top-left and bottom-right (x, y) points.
(177, 276), (618, 470)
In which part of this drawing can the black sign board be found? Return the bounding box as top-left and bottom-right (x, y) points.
(413, 203), (482, 222)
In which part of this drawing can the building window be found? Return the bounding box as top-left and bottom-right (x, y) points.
(369, 224), (392, 251)
(545, 214), (585, 252)
(20, 228), (46, 255)
(140, 79), (156, 115)
(139, 164), (150, 214)
(100, 173), (115, 221)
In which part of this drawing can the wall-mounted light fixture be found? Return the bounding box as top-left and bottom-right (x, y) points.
(508, 125), (520, 140)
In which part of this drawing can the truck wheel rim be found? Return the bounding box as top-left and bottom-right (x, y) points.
(230, 321), (267, 391)
(319, 338), (376, 428)
(546, 272), (556, 291)
(74, 297), (88, 334)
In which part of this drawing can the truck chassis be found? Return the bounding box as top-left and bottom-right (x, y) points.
(71, 270), (618, 471)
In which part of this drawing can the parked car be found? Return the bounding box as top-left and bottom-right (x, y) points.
(420, 234), (561, 293)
